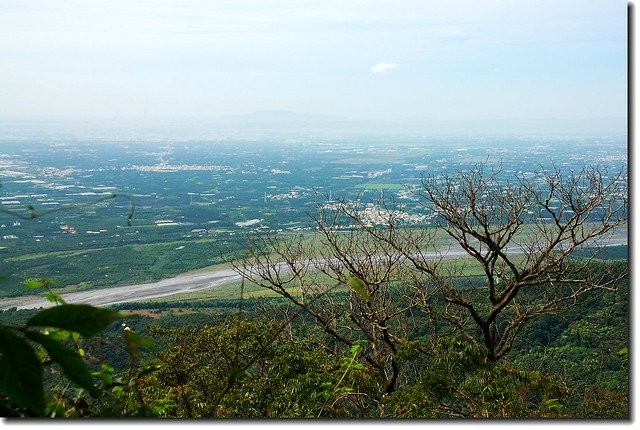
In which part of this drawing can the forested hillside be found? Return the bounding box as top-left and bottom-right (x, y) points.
(0, 256), (627, 418)
(0, 163), (628, 419)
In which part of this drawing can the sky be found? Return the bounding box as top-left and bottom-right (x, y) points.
(0, 0), (628, 124)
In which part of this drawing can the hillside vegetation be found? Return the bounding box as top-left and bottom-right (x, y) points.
(0, 162), (628, 419)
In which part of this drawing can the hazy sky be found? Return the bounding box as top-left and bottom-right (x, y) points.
(0, 0), (627, 123)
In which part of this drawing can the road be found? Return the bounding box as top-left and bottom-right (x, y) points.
(0, 233), (627, 310)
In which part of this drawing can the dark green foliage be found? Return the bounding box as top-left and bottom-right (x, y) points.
(0, 327), (45, 415)
(572, 244), (627, 260)
(0, 240), (240, 298)
(0, 307), (39, 326)
(25, 330), (100, 397)
(123, 330), (156, 362)
(0, 303), (124, 417)
(510, 278), (629, 418)
(117, 320), (380, 418)
(95, 259), (627, 419)
(346, 275), (373, 303)
(383, 337), (567, 418)
(26, 304), (122, 337)
(0, 260), (628, 418)
(0, 257), (628, 419)
(117, 322), (577, 419)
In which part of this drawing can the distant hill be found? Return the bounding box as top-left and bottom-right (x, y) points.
(231, 110), (347, 123)
(0, 115), (626, 140)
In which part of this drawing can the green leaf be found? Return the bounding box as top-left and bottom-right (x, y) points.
(44, 291), (64, 304)
(136, 364), (162, 378)
(25, 330), (100, 397)
(46, 328), (70, 341)
(0, 327), (45, 415)
(23, 278), (60, 289)
(26, 304), (122, 337)
(100, 363), (115, 373)
(346, 275), (373, 303)
(124, 331), (155, 352)
(350, 343), (364, 356)
(93, 371), (113, 386)
(22, 279), (45, 289)
(45, 400), (66, 418)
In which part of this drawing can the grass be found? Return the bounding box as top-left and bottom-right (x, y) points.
(3, 236), (225, 263)
(141, 269), (348, 304)
(141, 253), (498, 306)
(0, 237), (235, 297)
(116, 237), (628, 311)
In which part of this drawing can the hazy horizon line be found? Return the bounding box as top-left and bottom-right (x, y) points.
(0, 109), (627, 124)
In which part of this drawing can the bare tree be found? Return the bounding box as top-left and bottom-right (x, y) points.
(352, 162), (627, 361)
(233, 161), (627, 380)
(232, 205), (436, 395)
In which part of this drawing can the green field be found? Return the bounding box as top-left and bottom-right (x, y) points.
(0, 237), (239, 297)
(132, 238), (628, 307)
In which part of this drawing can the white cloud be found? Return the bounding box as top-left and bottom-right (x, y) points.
(370, 62), (398, 75)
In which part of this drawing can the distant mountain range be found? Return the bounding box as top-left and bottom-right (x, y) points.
(226, 110), (348, 123)
(207, 111), (626, 135)
(0, 111), (626, 139)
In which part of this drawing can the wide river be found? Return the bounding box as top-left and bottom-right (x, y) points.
(0, 231), (627, 310)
